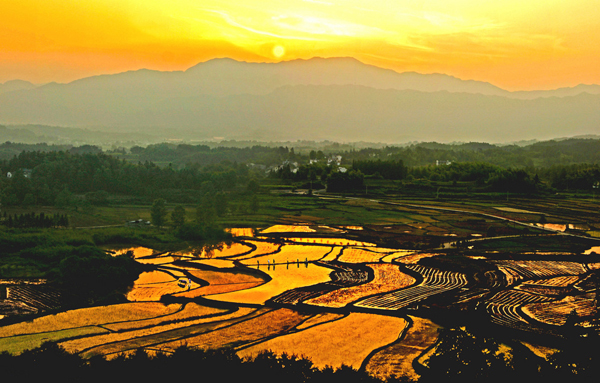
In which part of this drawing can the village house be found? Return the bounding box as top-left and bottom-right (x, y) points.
(6, 168), (32, 178)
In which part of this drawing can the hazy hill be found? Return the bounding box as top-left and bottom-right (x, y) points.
(0, 80), (37, 94)
(1, 58), (599, 143)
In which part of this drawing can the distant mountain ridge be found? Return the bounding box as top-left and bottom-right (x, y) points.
(4, 57), (600, 98)
(0, 80), (37, 94)
(1, 58), (599, 143)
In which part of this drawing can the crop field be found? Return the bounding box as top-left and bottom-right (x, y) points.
(491, 260), (588, 280)
(364, 316), (441, 381)
(0, 302), (238, 355)
(283, 237), (377, 246)
(514, 276), (581, 296)
(0, 302), (181, 338)
(522, 294), (597, 326)
(174, 268), (266, 297)
(174, 242), (254, 259)
(156, 308), (310, 353)
(126, 269), (190, 301)
(305, 264), (416, 308)
(484, 290), (557, 329)
(337, 248), (389, 263)
(354, 265), (468, 310)
(3, 194), (600, 381)
(71, 306), (264, 358)
(268, 262), (370, 306)
(238, 243), (334, 266)
(110, 247), (157, 258)
(225, 240), (281, 260)
(226, 228), (255, 237)
(204, 262), (335, 305)
(260, 225), (315, 233)
(295, 312), (346, 330)
(237, 313), (408, 370)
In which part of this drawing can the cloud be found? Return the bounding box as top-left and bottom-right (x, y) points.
(199, 8), (325, 41)
(302, 0), (334, 5)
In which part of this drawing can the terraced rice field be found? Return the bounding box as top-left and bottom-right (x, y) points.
(364, 316), (441, 381)
(226, 240), (281, 260)
(71, 306), (262, 359)
(126, 269), (190, 301)
(305, 264), (416, 308)
(5, 222), (599, 380)
(237, 313), (407, 370)
(174, 268), (266, 297)
(485, 290), (556, 328)
(269, 263), (370, 306)
(514, 276), (581, 296)
(522, 294), (597, 326)
(285, 237), (377, 247)
(174, 242), (254, 259)
(394, 252), (440, 265)
(156, 308), (310, 353)
(337, 248), (388, 263)
(0, 302), (181, 338)
(354, 265), (468, 310)
(0, 302), (184, 354)
(260, 225), (315, 233)
(238, 244), (333, 266)
(204, 262), (335, 305)
(226, 228), (255, 237)
(111, 247), (157, 258)
(492, 260), (588, 280)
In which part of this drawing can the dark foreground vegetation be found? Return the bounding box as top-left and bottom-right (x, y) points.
(3, 327), (600, 382)
(0, 343), (402, 382)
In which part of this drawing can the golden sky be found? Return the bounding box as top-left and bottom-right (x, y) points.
(2, 0), (599, 90)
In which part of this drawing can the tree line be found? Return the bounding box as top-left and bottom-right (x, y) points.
(1, 212), (68, 228)
(1, 144), (599, 206)
(0, 150), (253, 206)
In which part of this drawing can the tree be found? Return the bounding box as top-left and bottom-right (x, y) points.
(249, 195), (260, 214)
(54, 187), (74, 208)
(247, 179), (260, 194)
(215, 192), (228, 217)
(326, 170), (364, 192)
(195, 194), (216, 226)
(170, 205), (186, 228)
(422, 328), (508, 381)
(22, 193), (36, 206)
(150, 199), (168, 228)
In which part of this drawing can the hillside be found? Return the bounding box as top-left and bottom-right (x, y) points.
(1, 58), (599, 143)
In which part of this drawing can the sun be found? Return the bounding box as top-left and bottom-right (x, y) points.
(272, 45), (286, 58)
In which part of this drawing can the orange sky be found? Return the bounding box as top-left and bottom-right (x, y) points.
(2, 0), (599, 90)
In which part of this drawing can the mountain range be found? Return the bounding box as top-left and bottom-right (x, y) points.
(1, 57), (599, 143)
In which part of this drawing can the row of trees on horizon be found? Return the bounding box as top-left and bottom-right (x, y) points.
(0, 141), (598, 208)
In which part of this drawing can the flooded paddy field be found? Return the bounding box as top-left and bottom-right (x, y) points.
(2, 195), (600, 380)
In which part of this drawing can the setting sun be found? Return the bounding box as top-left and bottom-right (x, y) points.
(272, 45), (286, 58)
(1, 0), (600, 90)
